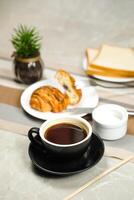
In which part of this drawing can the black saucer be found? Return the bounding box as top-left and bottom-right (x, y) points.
(28, 133), (104, 176)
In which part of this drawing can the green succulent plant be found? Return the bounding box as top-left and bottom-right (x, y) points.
(11, 25), (41, 58)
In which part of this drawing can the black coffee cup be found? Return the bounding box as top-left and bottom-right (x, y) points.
(28, 116), (92, 158)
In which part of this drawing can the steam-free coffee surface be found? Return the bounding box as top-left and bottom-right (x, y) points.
(45, 123), (87, 145)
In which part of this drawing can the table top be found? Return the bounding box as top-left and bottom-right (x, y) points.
(0, 66), (134, 200)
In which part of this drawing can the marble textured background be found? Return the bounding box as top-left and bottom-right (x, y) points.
(0, 0), (134, 74)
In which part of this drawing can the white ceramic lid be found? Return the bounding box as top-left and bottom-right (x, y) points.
(92, 104), (128, 128)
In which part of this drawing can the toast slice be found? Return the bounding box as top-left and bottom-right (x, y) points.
(85, 46), (134, 77)
(91, 45), (134, 72)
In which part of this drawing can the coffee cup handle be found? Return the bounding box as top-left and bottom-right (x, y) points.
(28, 127), (46, 152)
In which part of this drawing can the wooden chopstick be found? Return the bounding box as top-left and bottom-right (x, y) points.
(64, 156), (134, 200)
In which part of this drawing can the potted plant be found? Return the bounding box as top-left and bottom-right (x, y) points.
(11, 25), (44, 84)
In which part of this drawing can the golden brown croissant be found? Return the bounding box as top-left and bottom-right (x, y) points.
(30, 85), (69, 113)
(55, 69), (82, 105)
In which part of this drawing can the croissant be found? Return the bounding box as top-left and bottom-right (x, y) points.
(55, 69), (82, 105)
(30, 85), (69, 113)
(30, 94), (52, 112)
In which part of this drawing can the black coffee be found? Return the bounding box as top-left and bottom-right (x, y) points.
(45, 123), (87, 145)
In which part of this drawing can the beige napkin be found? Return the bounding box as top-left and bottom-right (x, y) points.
(105, 146), (134, 163)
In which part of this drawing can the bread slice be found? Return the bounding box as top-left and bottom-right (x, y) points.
(92, 45), (134, 71)
(85, 46), (134, 77)
(55, 70), (82, 105)
(86, 48), (98, 65)
(90, 45), (134, 77)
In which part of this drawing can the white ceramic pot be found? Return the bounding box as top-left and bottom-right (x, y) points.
(92, 104), (128, 140)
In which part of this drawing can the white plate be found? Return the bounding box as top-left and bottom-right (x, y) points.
(92, 75), (134, 83)
(21, 79), (99, 120)
(83, 58), (134, 83)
